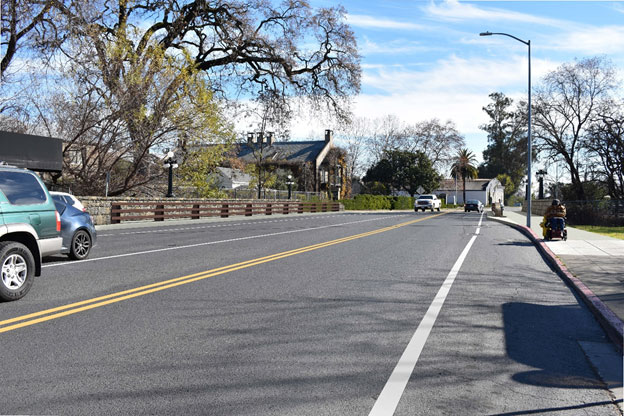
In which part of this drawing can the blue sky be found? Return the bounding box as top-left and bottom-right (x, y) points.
(299, 0), (624, 165)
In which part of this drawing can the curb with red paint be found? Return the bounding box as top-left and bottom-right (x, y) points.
(488, 215), (624, 352)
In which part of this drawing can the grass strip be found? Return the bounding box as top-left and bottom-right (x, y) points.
(571, 225), (624, 240)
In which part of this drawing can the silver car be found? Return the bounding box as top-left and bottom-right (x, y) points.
(52, 199), (97, 260)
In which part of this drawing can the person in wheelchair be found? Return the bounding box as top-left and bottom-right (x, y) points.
(540, 199), (566, 238)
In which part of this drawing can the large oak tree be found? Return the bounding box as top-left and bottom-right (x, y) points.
(6, 1), (361, 195)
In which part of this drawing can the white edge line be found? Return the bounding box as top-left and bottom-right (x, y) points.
(368, 232), (479, 416)
(475, 211), (484, 235)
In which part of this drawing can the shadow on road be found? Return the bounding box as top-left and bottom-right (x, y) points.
(503, 302), (620, 389)
(490, 399), (621, 416)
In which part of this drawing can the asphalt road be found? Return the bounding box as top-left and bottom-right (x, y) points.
(0, 211), (620, 415)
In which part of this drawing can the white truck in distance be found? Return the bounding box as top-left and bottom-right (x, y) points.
(414, 194), (441, 212)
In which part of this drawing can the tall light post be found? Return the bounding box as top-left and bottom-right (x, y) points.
(480, 31), (532, 227)
(286, 174), (294, 200)
(163, 150), (178, 198)
(536, 169), (547, 199)
(247, 131), (274, 199)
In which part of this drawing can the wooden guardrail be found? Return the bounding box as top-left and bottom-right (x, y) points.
(110, 201), (341, 224)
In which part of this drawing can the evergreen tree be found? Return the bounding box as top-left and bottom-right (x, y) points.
(450, 149), (478, 204)
(478, 92), (527, 192)
(364, 150), (440, 196)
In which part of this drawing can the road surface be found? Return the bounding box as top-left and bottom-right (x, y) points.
(1, 211), (620, 415)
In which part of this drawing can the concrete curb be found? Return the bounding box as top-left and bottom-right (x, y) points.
(487, 214), (624, 352)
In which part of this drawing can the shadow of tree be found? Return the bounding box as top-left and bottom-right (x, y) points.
(503, 302), (618, 389)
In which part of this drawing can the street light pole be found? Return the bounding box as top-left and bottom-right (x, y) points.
(536, 169), (547, 199)
(287, 174), (294, 200)
(163, 151), (178, 198)
(480, 31), (532, 227)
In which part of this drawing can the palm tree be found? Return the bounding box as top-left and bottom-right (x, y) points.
(450, 148), (478, 205)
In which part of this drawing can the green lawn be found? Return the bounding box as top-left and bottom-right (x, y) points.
(571, 225), (624, 240)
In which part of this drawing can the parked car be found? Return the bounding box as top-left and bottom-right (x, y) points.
(415, 194), (441, 212)
(53, 200), (97, 260)
(0, 164), (62, 301)
(50, 191), (86, 212)
(464, 199), (484, 213)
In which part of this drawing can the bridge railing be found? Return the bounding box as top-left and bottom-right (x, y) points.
(110, 200), (342, 224)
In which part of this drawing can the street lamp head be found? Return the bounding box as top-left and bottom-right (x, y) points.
(479, 32), (492, 36)
(166, 151), (174, 159)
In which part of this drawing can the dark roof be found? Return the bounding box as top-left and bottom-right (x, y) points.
(235, 141), (327, 164)
(437, 178), (492, 191)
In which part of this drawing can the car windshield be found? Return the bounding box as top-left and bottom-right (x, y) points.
(467, 200), (479, 204)
(418, 195), (433, 199)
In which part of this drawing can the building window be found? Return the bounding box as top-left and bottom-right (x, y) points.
(67, 148), (83, 167)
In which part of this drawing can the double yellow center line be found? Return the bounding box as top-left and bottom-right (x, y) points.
(1, 213), (445, 334)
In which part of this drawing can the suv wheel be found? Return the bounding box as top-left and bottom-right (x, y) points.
(69, 230), (92, 260)
(0, 242), (35, 301)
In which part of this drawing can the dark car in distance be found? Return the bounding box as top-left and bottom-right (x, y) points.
(53, 200), (97, 260)
(464, 199), (484, 213)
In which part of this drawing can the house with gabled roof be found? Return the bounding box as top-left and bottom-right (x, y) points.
(434, 178), (504, 206)
(228, 129), (345, 198)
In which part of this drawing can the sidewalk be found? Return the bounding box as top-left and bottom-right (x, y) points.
(488, 206), (624, 351)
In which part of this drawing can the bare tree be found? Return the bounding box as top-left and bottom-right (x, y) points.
(586, 101), (624, 200)
(1, 0), (56, 77)
(3, 1), (360, 195)
(365, 115), (409, 163)
(533, 57), (616, 200)
(49, 0), (360, 122)
(405, 118), (465, 174)
(31, 34), (234, 196)
(335, 116), (368, 179)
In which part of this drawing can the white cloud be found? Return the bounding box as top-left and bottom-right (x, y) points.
(346, 14), (427, 31)
(424, 0), (568, 28)
(286, 55), (560, 161)
(359, 37), (435, 56)
(545, 26), (624, 55)
(361, 55), (556, 97)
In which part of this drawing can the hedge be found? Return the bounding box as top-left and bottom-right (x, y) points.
(342, 194), (415, 210)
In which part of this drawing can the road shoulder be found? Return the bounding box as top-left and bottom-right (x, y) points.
(487, 213), (624, 353)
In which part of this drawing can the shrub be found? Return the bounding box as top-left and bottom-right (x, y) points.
(342, 194), (413, 210)
(390, 196), (414, 210)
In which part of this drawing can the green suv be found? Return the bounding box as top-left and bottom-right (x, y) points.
(0, 164), (62, 301)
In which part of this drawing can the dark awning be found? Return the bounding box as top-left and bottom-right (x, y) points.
(0, 131), (63, 172)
